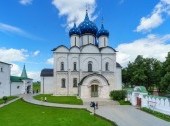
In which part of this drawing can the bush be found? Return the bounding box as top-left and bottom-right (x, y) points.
(2, 96), (8, 103)
(110, 90), (126, 100)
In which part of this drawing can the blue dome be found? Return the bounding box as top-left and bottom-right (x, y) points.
(97, 24), (109, 38)
(78, 11), (98, 36)
(69, 23), (81, 37)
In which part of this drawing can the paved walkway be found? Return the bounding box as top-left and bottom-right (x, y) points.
(0, 97), (21, 108)
(22, 94), (170, 126)
(94, 105), (170, 126)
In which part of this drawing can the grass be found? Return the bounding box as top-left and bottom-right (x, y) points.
(141, 107), (170, 122)
(118, 100), (131, 105)
(0, 99), (115, 126)
(0, 96), (18, 105)
(33, 94), (83, 105)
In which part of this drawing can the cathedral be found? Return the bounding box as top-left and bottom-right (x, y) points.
(40, 10), (122, 99)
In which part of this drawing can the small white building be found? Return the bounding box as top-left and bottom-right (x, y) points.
(10, 65), (33, 95)
(0, 63), (33, 98)
(41, 10), (122, 99)
(0, 61), (11, 98)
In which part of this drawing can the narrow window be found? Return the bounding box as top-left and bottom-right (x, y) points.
(88, 36), (90, 44)
(73, 62), (77, 71)
(73, 78), (77, 87)
(61, 78), (66, 88)
(105, 62), (109, 71)
(0, 67), (3, 72)
(75, 37), (76, 46)
(88, 61), (92, 72)
(61, 62), (64, 71)
(104, 37), (106, 46)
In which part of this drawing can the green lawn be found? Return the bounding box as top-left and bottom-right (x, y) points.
(118, 100), (131, 105)
(34, 94), (83, 105)
(0, 96), (18, 105)
(0, 100), (115, 126)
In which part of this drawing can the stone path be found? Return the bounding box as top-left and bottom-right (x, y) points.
(0, 97), (21, 108)
(22, 94), (170, 126)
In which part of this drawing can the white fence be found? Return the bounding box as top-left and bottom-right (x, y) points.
(141, 95), (170, 115)
(127, 86), (170, 115)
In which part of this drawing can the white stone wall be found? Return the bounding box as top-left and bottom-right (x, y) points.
(115, 68), (122, 90)
(11, 79), (33, 96)
(98, 36), (108, 48)
(41, 77), (54, 94)
(70, 35), (80, 47)
(141, 95), (170, 115)
(80, 35), (95, 46)
(0, 63), (11, 98)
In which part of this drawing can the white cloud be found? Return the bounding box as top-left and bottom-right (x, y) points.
(11, 64), (21, 76)
(19, 0), (32, 5)
(33, 50), (40, 56)
(0, 48), (28, 63)
(27, 71), (40, 81)
(116, 34), (170, 67)
(47, 57), (54, 65)
(52, 0), (97, 28)
(136, 0), (170, 32)
(0, 22), (27, 35)
(0, 22), (43, 40)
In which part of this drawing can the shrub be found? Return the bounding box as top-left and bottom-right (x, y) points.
(110, 90), (126, 100)
(2, 96), (8, 103)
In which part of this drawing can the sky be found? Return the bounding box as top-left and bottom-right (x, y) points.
(0, 0), (170, 81)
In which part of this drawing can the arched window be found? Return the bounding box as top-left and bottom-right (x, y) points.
(88, 61), (92, 72)
(61, 62), (64, 71)
(105, 62), (109, 71)
(73, 62), (77, 71)
(73, 78), (77, 87)
(61, 78), (66, 88)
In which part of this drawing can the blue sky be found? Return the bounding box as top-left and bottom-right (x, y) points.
(0, 0), (170, 81)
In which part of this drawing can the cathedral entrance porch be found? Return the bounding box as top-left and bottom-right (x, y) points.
(79, 73), (110, 99)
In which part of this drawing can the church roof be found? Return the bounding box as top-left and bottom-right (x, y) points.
(10, 76), (32, 82)
(116, 62), (122, 68)
(69, 23), (81, 37)
(40, 69), (53, 77)
(21, 65), (28, 78)
(97, 24), (109, 38)
(78, 10), (98, 36)
(0, 61), (11, 65)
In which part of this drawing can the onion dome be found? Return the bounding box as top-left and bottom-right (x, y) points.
(78, 11), (98, 36)
(69, 23), (81, 37)
(97, 24), (109, 38)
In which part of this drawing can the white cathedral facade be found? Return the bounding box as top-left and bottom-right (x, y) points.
(41, 11), (122, 99)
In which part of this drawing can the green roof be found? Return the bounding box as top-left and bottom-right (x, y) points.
(134, 86), (148, 93)
(10, 76), (32, 82)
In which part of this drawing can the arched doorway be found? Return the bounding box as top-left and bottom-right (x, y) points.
(27, 85), (31, 94)
(91, 85), (98, 97)
(91, 80), (99, 97)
